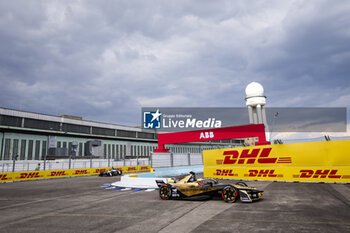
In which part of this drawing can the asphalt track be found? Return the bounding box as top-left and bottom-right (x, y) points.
(0, 176), (349, 233)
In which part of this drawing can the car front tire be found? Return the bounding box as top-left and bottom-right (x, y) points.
(222, 186), (238, 203)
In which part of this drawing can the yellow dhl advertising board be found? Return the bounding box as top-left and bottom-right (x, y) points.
(0, 165), (151, 183)
(203, 140), (350, 183)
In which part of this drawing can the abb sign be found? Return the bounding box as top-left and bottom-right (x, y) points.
(217, 148), (291, 165)
(200, 132), (214, 139)
(155, 124), (268, 152)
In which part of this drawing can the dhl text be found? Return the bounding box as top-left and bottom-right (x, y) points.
(221, 148), (291, 165)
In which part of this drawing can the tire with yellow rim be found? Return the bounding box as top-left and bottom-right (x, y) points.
(222, 186), (238, 203)
(159, 185), (172, 200)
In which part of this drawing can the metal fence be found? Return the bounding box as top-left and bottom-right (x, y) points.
(0, 158), (151, 173)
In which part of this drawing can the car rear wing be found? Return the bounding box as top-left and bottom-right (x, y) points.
(155, 180), (166, 187)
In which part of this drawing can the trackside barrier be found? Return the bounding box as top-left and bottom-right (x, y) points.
(203, 140), (350, 183)
(0, 165), (151, 183)
(115, 175), (167, 189)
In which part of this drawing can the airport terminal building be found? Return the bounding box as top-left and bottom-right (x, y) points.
(0, 107), (242, 161)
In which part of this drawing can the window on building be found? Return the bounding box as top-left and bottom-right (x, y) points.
(117, 130), (136, 138)
(20, 140), (26, 160)
(42, 141), (47, 159)
(3, 139), (11, 160)
(24, 118), (60, 131)
(0, 115), (22, 127)
(62, 123), (90, 134)
(68, 142), (72, 156)
(112, 145), (115, 159)
(79, 143), (83, 156)
(35, 140), (40, 160)
(12, 139), (19, 160)
(92, 127), (115, 136)
(138, 132), (154, 139)
(28, 140), (33, 160)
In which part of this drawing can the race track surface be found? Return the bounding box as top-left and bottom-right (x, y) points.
(0, 176), (349, 233)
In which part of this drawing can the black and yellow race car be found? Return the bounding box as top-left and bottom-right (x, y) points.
(156, 172), (263, 203)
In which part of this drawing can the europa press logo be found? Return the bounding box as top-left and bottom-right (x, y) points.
(143, 109), (162, 129)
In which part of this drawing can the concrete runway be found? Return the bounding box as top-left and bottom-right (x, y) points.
(0, 176), (349, 233)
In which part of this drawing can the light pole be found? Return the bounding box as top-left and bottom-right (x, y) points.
(12, 154), (18, 172)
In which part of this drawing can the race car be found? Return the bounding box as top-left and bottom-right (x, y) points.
(99, 167), (122, 177)
(156, 172), (263, 203)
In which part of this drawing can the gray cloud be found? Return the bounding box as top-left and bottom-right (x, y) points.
(0, 0), (349, 127)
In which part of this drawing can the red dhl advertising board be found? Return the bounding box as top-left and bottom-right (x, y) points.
(0, 165), (151, 183)
(203, 140), (350, 183)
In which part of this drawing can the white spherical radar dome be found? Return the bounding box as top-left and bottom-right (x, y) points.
(245, 82), (264, 98)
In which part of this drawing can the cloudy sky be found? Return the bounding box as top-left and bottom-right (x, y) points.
(1, 0), (350, 134)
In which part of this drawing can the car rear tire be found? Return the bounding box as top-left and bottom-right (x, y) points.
(159, 185), (172, 200)
(222, 186), (238, 203)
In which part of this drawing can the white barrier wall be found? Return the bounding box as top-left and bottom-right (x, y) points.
(173, 153), (189, 166)
(151, 153), (172, 167)
(112, 175), (167, 189)
(151, 153), (202, 168)
(190, 154), (203, 165)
